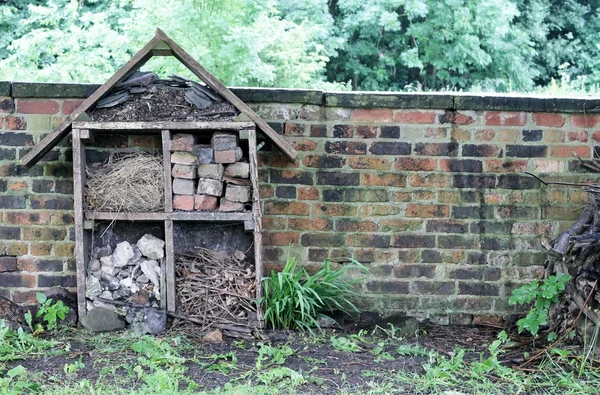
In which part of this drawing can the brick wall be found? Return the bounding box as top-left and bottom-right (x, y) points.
(2, 81), (600, 324)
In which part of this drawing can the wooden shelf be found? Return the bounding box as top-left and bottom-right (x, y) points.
(72, 121), (255, 131)
(85, 211), (253, 222)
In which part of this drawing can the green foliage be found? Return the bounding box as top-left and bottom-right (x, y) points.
(508, 273), (571, 336)
(259, 257), (367, 331)
(35, 292), (69, 331)
(0, 320), (59, 361)
(255, 366), (306, 386)
(130, 336), (186, 369)
(255, 343), (295, 369)
(330, 335), (362, 352)
(0, 365), (40, 393)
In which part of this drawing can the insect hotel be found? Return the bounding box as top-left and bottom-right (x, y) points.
(21, 29), (298, 333)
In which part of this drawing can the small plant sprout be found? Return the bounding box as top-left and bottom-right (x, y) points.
(34, 292), (69, 332)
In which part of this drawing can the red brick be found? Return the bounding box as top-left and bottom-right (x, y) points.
(62, 100), (85, 115)
(394, 111), (436, 124)
(361, 173), (405, 187)
(259, 185), (274, 198)
(485, 160), (528, 173)
(313, 203), (357, 217)
(284, 123), (308, 136)
(550, 145), (590, 158)
(409, 174), (452, 187)
(350, 109), (393, 122)
(16, 99), (59, 114)
(11, 291), (38, 304)
(355, 125), (377, 138)
(425, 127), (448, 139)
(261, 217), (287, 230)
(5, 116), (27, 130)
(395, 157), (437, 171)
(348, 157), (391, 170)
(265, 201), (310, 216)
(335, 219), (378, 232)
(298, 187), (319, 200)
(289, 218), (332, 231)
(267, 153), (299, 168)
(533, 113), (565, 127)
(0, 273), (35, 287)
(264, 231), (300, 246)
(567, 131), (588, 142)
(194, 195), (218, 210)
(473, 315), (504, 327)
(214, 150), (239, 164)
(4, 212), (51, 225)
(173, 195), (195, 211)
(292, 139), (318, 151)
(406, 204), (449, 218)
(570, 114), (600, 128)
(8, 181), (28, 191)
(484, 111), (526, 126)
(474, 130), (495, 141)
(30, 243), (52, 256)
(170, 134), (195, 152)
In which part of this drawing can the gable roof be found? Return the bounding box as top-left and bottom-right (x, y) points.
(21, 28), (297, 166)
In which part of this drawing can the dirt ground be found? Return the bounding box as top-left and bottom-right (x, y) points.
(5, 322), (502, 393)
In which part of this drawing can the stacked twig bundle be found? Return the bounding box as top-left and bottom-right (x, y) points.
(175, 248), (256, 331)
(85, 153), (164, 212)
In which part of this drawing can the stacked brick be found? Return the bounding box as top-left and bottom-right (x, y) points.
(170, 132), (252, 212)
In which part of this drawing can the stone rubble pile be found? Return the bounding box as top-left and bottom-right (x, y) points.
(170, 132), (252, 212)
(85, 234), (165, 310)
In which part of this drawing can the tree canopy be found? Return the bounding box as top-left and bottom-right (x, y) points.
(1, 0), (599, 93)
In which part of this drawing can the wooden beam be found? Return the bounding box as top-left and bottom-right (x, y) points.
(164, 219), (176, 312)
(72, 129), (89, 322)
(85, 212), (167, 221)
(21, 34), (162, 166)
(248, 128), (264, 326)
(161, 130), (173, 213)
(155, 28), (298, 162)
(72, 121), (255, 131)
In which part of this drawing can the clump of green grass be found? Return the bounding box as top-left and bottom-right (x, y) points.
(0, 320), (59, 362)
(259, 257), (367, 331)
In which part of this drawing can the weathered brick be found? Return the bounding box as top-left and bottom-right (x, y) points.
(214, 149), (242, 164)
(0, 273), (35, 287)
(289, 218), (332, 231)
(380, 126), (400, 138)
(550, 145), (590, 158)
(409, 174), (452, 188)
(355, 125), (377, 138)
(22, 228), (66, 241)
(172, 164), (197, 179)
(335, 219), (378, 232)
(264, 232), (300, 246)
(225, 185), (251, 203)
(301, 233), (345, 247)
(447, 267), (484, 280)
(395, 111), (436, 124)
(270, 169), (313, 185)
(484, 267), (502, 281)
(470, 221), (514, 234)
(453, 174), (496, 189)
(38, 274), (76, 288)
(484, 111), (526, 126)
(314, 203), (357, 216)
(438, 235), (478, 249)
(392, 235), (435, 248)
(5, 116), (27, 130)
(439, 110), (475, 125)
(506, 145), (547, 158)
(303, 155), (346, 168)
(497, 206), (538, 219)
(317, 171), (360, 186)
(439, 159), (482, 173)
(394, 264), (435, 279)
(0, 97), (14, 112)
(322, 189), (343, 202)
(62, 99), (85, 115)
(17, 257), (63, 272)
(522, 130), (542, 142)
(347, 234), (390, 248)
(308, 248), (329, 262)
(486, 160), (528, 173)
(458, 282), (499, 296)
(379, 219), (422, 232)
(16, 99), (59, 114)
(275, 185), (296, 199)
(310, 125), (327, 137)
(406, 204), (449, 218)
(421, 250), (442, 263)
(426, 220), (468, 233)
(348, 156), (391, 170)
(351, 108), (394, 122)
(344, 189), (388, 202)
(173, 178), (196, 195)
(452, 206), (494, 219)
(462, 144), (502, 157)
(219, 200), (244, 212)
(0, 131), (33, 146)
(171, 152), (198, 165)
(284, 123), (308, 136)
(365, 280), (409, 294)
(369, 142), (411, 155)
(533, 113), (565, 127)
(570, 114), (600, 128)
(325, 141), (367, 155)
(361, 172), (405, 187)
(29, 196), (73, 210)
(170, 134), (195, 152)
(413, 281), (455, 295)
(293, 139), (318, 151)
(567, 131), (588, 143)
(32, 179), (54, 193)
(415, 142), (458, 156)
(497, 174), (540, 189)
(173, 195), (195, 211)
(333, 124), (353, 138)
(0, 257), (17, 272)
(395, 157), (437, 171)
(265, 201), (310, 216)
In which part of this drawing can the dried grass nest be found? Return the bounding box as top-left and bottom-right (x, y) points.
(85, 152), (164, 213)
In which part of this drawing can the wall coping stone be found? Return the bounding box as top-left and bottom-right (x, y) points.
(4, 81), (600, 113)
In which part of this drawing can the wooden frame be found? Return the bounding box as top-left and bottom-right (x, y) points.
(73, 123), (264, 326)
(22, 29), (297, 166)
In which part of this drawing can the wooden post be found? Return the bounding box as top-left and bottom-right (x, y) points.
(248, 128), (264, 326)
(72, 129), (89, 322)
(164, 219), (176, 312)
(161, 130), (173, 213)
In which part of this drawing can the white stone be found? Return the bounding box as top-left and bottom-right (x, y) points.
(136, 234), (165, 260)
(113, 241), (134, 268)
(130, 283), (140, 294)
(120, 277), (133, 287)
(140, 260), (160, 287)
(196, 178), (223, 196)
(99, 290), (113, 300)
(85, 276), (102, 299)
(100, 256), (118, 276)
(88, 258), (101, 272)
(137, 274), (149, 284)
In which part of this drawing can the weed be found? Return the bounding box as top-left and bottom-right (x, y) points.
(256, 343), (295, 369)
(331, 336), (362, 352)
(255, 366), (306, 386)
(508, 273), (571, 336)
(30, 292), (69, 332)
(0, 365), (40, 393)
(203, 351), (238, 374)
(372, 342), (395, 362)
(130, 336), (185, 369)
(259, 256), (367, 331)
(0, 320), (59, 361)
(64, 357), (85, 377)
(396, 343), (430, 356)
(299, 355), (327, 365)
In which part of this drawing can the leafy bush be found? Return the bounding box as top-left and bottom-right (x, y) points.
(259, 257), (367, 331)
(508, 273), (571, 336)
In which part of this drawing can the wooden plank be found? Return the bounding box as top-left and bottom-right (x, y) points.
(85, 212), (167, 221)
(21, 34), (162, 166)
(72, 129), (89, 322)
(72, 121), (255, 131)
(152, 49), (173, 56)
(164, 219), (176, 312)
(244, 220), (255, 232)
(79, 129), (93, 142)
(161, 130), (173, 213)
(170, 212), (253, 222)
(248, 128), (264, 326)
(154, 28), (298, 162)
